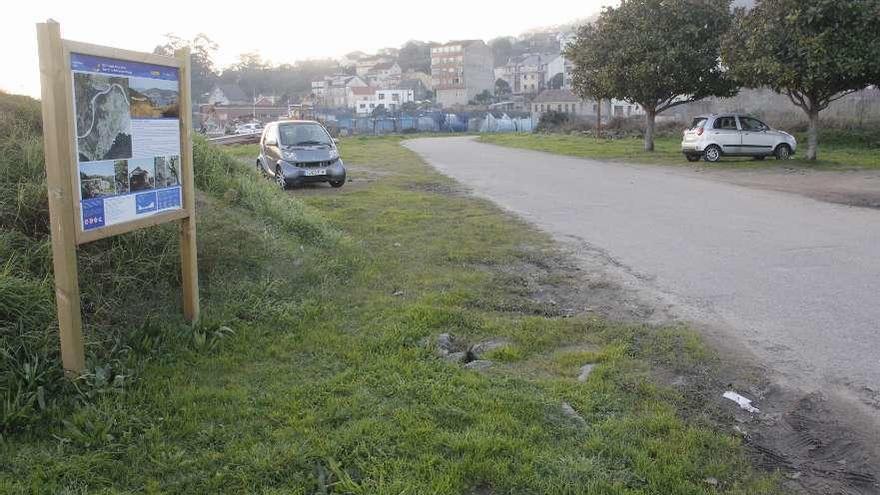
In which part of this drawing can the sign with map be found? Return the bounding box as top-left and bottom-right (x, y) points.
(71, 53), (183, 231)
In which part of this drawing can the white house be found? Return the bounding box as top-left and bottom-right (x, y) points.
(349, 87), (415, 115)
(365, 62), (403, 89)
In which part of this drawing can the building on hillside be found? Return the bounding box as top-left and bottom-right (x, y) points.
(365, 62), (403, 88)
(375, 88), (414, 112)
(339, 51), (368, 69)
(348, 86), (377, 114)
(494, 53), (556, 95)
(207, 84), (248, 105)
(431, 40), (494, 107)
(355, 55), (394, 76)
(544, 33), (577, 90)
(348, 87), (415, 115)
(311, 75), (368, 108)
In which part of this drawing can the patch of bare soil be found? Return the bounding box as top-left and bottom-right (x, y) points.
(691, 167), (880, 209)
(482, 242), (880, 494)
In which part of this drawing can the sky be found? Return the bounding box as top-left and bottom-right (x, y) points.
(3, 0), (615, 98)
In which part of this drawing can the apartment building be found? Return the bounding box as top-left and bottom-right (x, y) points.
(431, 40), (494, 107)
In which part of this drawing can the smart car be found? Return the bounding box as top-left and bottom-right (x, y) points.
(257, 120), (346, 189)
(681, 114), (796, 163)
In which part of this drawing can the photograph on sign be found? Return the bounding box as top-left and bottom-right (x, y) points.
(71, 53), (182, 232)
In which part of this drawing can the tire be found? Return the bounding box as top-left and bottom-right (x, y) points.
(703, 145), (722, 163)
(775, 144), (791, 160)
(329, 178), (345, 188)
(275, 166), (288, 190)
(685, 154), (701, 162)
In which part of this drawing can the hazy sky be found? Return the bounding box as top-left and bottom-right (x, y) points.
(3, 0), (615, 98)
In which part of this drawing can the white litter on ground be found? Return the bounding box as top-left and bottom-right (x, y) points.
(723, 391), (760, 413)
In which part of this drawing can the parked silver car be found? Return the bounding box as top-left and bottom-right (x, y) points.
(257, 120), (346, 189)
(681, 114), (796, 163)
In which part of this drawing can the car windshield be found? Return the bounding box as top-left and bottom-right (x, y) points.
(690, 117), (707, 129)
(278, 124), (331, 147)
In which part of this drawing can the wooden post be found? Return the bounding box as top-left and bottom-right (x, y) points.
(176, 47), (200, 323)
(37, 21), (85, 375)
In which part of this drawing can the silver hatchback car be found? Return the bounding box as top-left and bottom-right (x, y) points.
(681, 114), (797, 163)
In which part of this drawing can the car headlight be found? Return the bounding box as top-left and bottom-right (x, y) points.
(328, 149), (339, 160)
(281, 150), (297, 161)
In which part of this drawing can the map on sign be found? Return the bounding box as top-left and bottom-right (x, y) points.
(70, 53), (182, 232)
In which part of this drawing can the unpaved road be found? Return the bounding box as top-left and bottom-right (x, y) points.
(405, 137), (880, 423)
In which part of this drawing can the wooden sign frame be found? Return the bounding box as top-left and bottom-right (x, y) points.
(37, 21), (199, 374)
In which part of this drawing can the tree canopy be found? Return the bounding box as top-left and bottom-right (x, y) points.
(722, 0), (880, 159)
(153, 33), (219, 99)
(566, 0), (738, 150)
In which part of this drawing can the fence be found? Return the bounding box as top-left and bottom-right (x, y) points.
(320, 111), (534, 136)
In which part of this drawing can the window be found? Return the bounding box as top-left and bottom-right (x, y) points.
(713, 116), (738, 130)
(392, 93), (400, 101)
(378, 93), (385, 100)
(557, 104), (562, 111)
(689, 117), (708, 129)
(739, 116), (767, 131)
(277, 123), (331, 146)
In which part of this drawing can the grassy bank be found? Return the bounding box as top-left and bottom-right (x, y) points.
(479, 132), (880, 169)
(2, 95), (780, 493)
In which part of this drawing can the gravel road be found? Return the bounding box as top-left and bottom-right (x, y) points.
(405, 137), (880, 419)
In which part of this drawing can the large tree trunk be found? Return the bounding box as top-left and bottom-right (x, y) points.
(596, 98), (602, 138)
(806, 107), (820, 160)
(644, 109), (656, 152)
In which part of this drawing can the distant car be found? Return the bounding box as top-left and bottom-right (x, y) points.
(681, 114), (796, 163)
(257, 120), (346, 189)
(234, 122), (263, 135)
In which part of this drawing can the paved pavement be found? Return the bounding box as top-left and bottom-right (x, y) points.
(405, 137), (880, 409)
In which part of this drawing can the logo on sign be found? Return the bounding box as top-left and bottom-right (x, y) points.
(135, 192), (158, 214)
(81, 198), (105, 230)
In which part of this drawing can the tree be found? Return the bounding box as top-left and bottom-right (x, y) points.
(154, 33), (219, 100)
(472, 90), (493, 105)
(722, 0), (880, 160)
(489, 37), (514, 66)
(566, 0), (738, 151)
(548, 73), (564, 90)
(495, 79), (512, 97)
(398, 40), (431, 73)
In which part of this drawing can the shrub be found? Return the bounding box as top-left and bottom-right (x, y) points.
(0, 92), (336, 434)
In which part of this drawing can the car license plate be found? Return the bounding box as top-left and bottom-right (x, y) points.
(304, 169), (325, 177)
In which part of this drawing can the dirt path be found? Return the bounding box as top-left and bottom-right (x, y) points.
(405, 136), (880, 494)
(686, 166), (880, 210)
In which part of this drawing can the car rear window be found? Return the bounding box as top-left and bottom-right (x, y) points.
(689, 118), (707, 129)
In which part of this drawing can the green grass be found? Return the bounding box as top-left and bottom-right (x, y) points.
(1, 95), (781, 494)
(479, 132), (880, 169)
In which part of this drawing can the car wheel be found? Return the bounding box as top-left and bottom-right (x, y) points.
(329, 179), (345, 188)
(685, 154), (701, 162)
(275, 166), (288, 190)
(704, 145), (722, 163)
(775, 144), (791, 160)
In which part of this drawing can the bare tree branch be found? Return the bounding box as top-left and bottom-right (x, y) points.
(820, 88), (862, 110)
